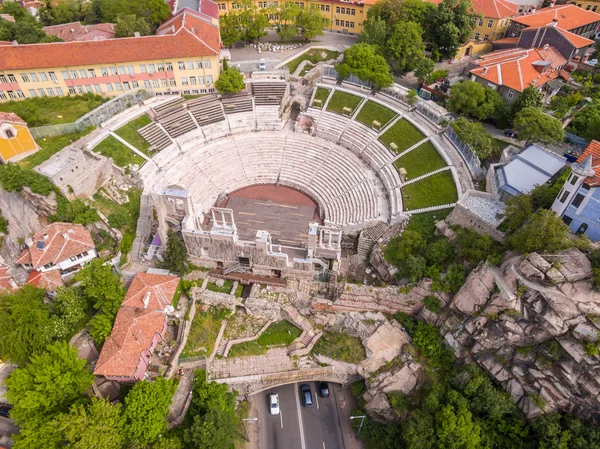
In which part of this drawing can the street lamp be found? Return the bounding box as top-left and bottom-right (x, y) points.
(243, 417), (258, 442)
(350, 415), (366, 438)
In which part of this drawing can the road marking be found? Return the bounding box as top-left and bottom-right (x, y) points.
(295, 383), (307, 449)
(315, 390), (320, 410)
(280, 410), (284, 429)
(323, 442), (326, 449)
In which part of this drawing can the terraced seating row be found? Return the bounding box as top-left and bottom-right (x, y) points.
(152, 96), (184, 114)
(339, 121), (379, 154)
(227, 111), (256, 134)
(156, 107), (196, 138)
(315, 111), (348, 142)
(137, 122), (172, 151)
(222, 89), (253, 115)
(187, 95), (225, 126)
(251, 81), (286, 105)
(256, 105), (283, 131)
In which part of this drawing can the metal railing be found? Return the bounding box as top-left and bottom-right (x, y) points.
(445, 127), (484, 179)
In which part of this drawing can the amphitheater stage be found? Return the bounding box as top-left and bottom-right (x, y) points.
(215, 185), (321, 247)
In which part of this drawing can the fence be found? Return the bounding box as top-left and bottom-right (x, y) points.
(29, 88), (155, 139)
(445, 127), (484, 179)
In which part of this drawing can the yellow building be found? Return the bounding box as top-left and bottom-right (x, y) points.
(0, 112), (38, 163)
(570, 0), (600, 12)
(0, 9), (221, 102)
(215, 0), (375, 34)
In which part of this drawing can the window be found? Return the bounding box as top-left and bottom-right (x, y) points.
(0, 75), (6, 83)
(79, 70), (87, 78)
(28, 89), (36, 97)
(94, 84), (102, 93)
(144, 80), (151, 88)
(190, 76), (197, 85)
(56, 87), (63, 96)
(30, 73), (39, 82)
(106, 84), (114, 92)
(101, 67), (109, 76)
(474, 32), (480, 39)
(570, 175), (579, 185)
(350, 21), (354, 28)
(49, 72), (57, 81)
(68, 86), (76, 94)
(576, 223), (588, 235)
(132, 81), (139, 88)
(195, 60), (203, 69)
(484, 34), (489, 40)
(161, 79), (168, 87)
(166, 62), (173, 71)
(169, 79), (176, 86)
(16, 90), (24, 98)
(127, 65), (135, 75)
(586, 4), (592, 9)
(204, 60), (211, 68)
(117, 66), (125, 75)
(38, 72), (48, 81)
(182, 77), (189, 86)
(507, 89), (515, 99)
(157, 62), (165, 72)
(110, 67), (117, 76)
(115, 82), (122, 91)
(0, 92), (6, 100)
(572, 193), (585, 208)
(178, 61), (186, 70)
(140, 64), (147, 74)
(77, 86), (84, 94)
(336, 6), (340, 12)
(7, 91), (15, 99)
(61, 71), (69, 80)
(38, 88), (46, 97)
(562, 215), (573, 225)
(4, 129), (13, 138)
(46, 88), (54, 96)
(21, 74), (29, 82)
(594, 5), (598, 11)
(350, 8), (355, 15)
(187, 61), (194, 70)
(198, 76), (205, 84)
(123, 82), (130, 90)
(8, 75), (16, 83)
(218, 3), (226, 9)
(478, 18), (483, 26)
(207, 75), (213, 83)
(148, 64), (156, 73)
(152, 79), (159, 88)
(560, 190), (569, 203)
(487, 19), (493, 28)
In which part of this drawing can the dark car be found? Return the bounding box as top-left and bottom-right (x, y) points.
(318, 382), (330, 398)
(0, 404), (12, 418)
(300, 384), (313, 407)
(504, 129), (518, 138)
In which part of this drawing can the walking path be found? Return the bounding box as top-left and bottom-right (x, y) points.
(210, 348), (295, 380)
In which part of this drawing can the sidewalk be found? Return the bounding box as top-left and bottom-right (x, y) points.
(334, 383), (365, 449)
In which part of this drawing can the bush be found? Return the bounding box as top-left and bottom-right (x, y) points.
(424, 239), (453, 265)
(452, 226), (502, 265)
(351, 379), (366, 397)
(0, 210), (8, 234)
(108, 212), (128, 229)
(50, 198), (99, 225)
(0, 163), (55, 195)
(423, 295), (441, 313)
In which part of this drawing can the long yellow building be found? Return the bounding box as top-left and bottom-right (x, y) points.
(570, 0), (600, 12)
(0, 8), (221, 102)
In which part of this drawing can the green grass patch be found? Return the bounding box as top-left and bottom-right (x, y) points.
(114, 115), (152, 156)
(355, 101), (396, 129)
(92, 135), (145, 167)
(394, 141), (447, 178)
(402, 171), (458, 210)
(18, 127), (94, 170)
(0, 93), (105, 126)
(312, 87), (331, 107)
(228, 320), (302, 358)
(312, 331), (366, 363)
(181, 306), (229, 358)
(287, 48), (340, 74)
(206, 280), (233, 294)
(234, 284), (243, 298)
(379, 119), (425, 153)
(326, 91), (362, 115)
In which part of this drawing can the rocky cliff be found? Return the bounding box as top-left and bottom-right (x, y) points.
(437, 248), (600, 422)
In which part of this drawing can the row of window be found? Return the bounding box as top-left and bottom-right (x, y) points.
(335, 6), (356, 15)
(574, 2), (599, 12)
(181, 75), (214, 86)
(334, 19), (355, 28)
(311, 4), (330, 11)
(221, 1), (360, 13)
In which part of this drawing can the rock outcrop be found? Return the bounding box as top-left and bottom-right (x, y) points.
(439, 248), (600, 422)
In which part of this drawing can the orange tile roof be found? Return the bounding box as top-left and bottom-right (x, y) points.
(470, 46), (566, 92)
(94, 306), (166, 378)
(494, 36), (520, 45)
(121, 273), (180, 311)
(0, 264), (17, 292)
(16, 223), (95, 270)
(43, 22), (115, 42)
(576, 140), (600, 186)
(425, 0), (515, 17)
(511, 4), (600, 31)
(0, 9), (219, 71)
(26, 269), (64, 291)
(0, 112), (25, 124)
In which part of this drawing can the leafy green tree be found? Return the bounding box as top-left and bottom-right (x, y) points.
(162, 228), (190, 275)
(359, 16), (388, 50)
(414, 58), (436, 83)
(337, 43), (393, 90)
(435, 401), (482, 449)
(0, 1), (38, 23)
(513, 107), (564, 145)
(503, 194), (534, 233)
(236, 2), (269, 42)
(38, 0), (83, 26)
(76, 259), (125, 315)
(108, 211), (128, 229)
(219, 12), (241, 47)
(296, 7), (328, 40)
(510, 85), (543, 118)
(451, 117), (497, 159)
(404, 255), (427, 282)
(50, 197), (99, 225)
(365, 0), (403, 30)
(124, 378), (177, 446)
(114, 13), (151, 37)
(452, 226), (501, 265)
(386, 21), (427, 76)
(184, 407), (238, 449)
(12, 416), (64, 449)
(89, 311), (116, 345)
(91, 0), (170, 30)
(400, 0), (436, 28)
(272, 2), (299, 41)
(151, 434), (185, 449)
(447, 80), (505, 120)
(6, 341), (93, 425)
(215, 67), (245, 94)
(424, 239), (453, 265)
(384, 229), (427, 267)
(444, 262), (466, 293)
(48, 287), (88, 340)
(567, 100), (600, 141)
(427, 0), (478, 58)
(423, 295), (442, 313)
(0, 286), (51, 365)
(510, 209), (570, 254)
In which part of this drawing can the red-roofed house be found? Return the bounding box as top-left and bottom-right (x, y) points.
(509, 3), (600, 39)
(469, 46), (567, 102)
(0, 7), (220, 102)
(94, 272), (180, 382)
(43, 22), (115, 42)
(17, 223), (97, 289)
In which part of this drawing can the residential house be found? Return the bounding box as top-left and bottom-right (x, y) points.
(42, 22), (116, 42)
(551, 140), (600, 241)
(0, 112), (38, 163)
(16, 222), (97, 289)
(0, 8), (221, 102)
(469, 46), (567, 102)
(94, 272), (180, 383)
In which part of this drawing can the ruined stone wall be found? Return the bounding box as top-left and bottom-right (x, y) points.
(446, 203), (505, 242)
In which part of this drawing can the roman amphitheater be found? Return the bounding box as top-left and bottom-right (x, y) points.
(120, 76), (467, 281)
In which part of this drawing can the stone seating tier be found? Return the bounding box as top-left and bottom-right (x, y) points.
(251, 81), (286, 105)
(138, 122), (172, 151)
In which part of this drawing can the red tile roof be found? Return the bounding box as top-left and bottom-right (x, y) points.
(0, 112), (25, 124)
(576, 140), (600, 187)
(511, 4), (600, 31)
(0, 265), (17, 292)
(425, 0), (515, 17)
(470, 46), (566, 92)
(0, 9), (219, 71)
(121, 272), (180, 311)
(94, 306), (166, 378)
(16, 223), (95, 270)
(43, 22), (115, 42)
(26, 269), (64, 291)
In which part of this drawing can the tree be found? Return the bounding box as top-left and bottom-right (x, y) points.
(5, 341), (93, 425)
(272, 2), (299, 41)
(48, 287), (88, 341)
(406, 89), (418, 105)
(444, 262), (466, 293)
(427, 0), (477, 59)
(215, 67), (245, 94)
(89, 311), (116, 345)
(400, 0), (436, 29)
(0, 286), (51, 365)
(513, 107), (564, 145)
(365, 0), (403, 30)
(76, 259), (125, 315)
(296, 7), (328, 41)
(425, 70), (449, 85)
(234, 2), (269, 43)
(510, 209), (570, 254)
(424, 239), (453, 265)
(162, 228), (190, 275)
(384, 229), (427, 267)
(568, 100), (600, 141)
(359, 16), (388, 50)
(184, 407), (238, 449)
(452, 226), (501, 265)
(91, 0), (170, 31)
(414, 58), (436, 84)
(435, 402), (482, 449)
(451, 117), (497, 159)
(404, 255), (427, 282)
(510, 85), (543, 118)
(124, 378), (177, 446)
(114, 13), (151, 37)
(218, 12), (241, 47)
(386, 21), (427, 76)
(447, 81), (505, 120)
(336, 43), (393, 90)
(503, 194), (534, 233)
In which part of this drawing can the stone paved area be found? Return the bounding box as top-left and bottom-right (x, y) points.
(334, 383), (366, 449)
(210, 348), (294, 379)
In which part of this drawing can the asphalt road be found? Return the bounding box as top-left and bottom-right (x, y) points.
(257, 382), (344, 449)
(0, 417), (18, 438)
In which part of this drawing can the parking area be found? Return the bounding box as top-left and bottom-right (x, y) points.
(256, 382), (345, 449)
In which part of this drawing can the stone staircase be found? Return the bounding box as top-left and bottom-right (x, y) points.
(216, 339), (229, 357)
(357, 221), (390, 260)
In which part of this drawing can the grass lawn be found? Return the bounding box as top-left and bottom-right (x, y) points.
(0, 94), (105, 126)
(326, 91), (362, 115)
(287, 48), (340, 74)
(18, 127), (94, 170)
(312, 87), (331, 107)
(402, 171), (458, 210)
(379, 119), (425, 153)
(92, 135), (145, 167)
(355, 101), (397, 129)
(206, 280), (234, 294)
(91, 188), (141, 231)
(228, 320), (302, 358)
(114, 115), (152, 156)
(181, 307), (229, 358)
(394, 141), (447, 179)
(312, 331), (366, 363)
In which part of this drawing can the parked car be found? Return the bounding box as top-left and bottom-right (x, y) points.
(269, 392), (280, 415)
(259, 59), (266, 71)
(504, 129), (518, 138)
(318, 382), (330, 398)
(0, 404), (11, 418)
(300, 384), (313, 407)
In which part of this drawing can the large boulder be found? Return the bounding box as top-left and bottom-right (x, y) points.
(361, 321), (410, 373)
(452, 264), (496, 314)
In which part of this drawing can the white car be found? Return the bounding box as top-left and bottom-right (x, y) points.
(269, 393), (280, 415)
(259, 59), (267, 71)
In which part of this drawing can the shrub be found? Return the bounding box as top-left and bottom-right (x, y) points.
(108, 212), (128, 229)
(423, 295), (441, 313)
(351, 379), (366, 397)
(0, 211), (8, 234)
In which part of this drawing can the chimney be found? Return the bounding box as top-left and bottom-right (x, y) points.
(70, 28), (74, 32)
(550, 0), (555, 6)
(134, 31), (140, 37)
(143, 291), (151, 308)
(551, 18), (558, 27)
(543, 43), (549, 50)
(11, 40), (17, 46)
(482, 66), (488, 75)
